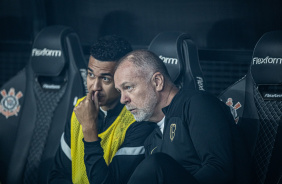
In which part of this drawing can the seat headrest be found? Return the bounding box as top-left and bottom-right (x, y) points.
(148, 32), (184, 83)
(148, 32), (205, 91)
(251, 30), (282, 85)
(30, 26), (73, 76)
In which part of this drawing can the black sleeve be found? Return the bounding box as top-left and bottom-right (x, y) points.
(84, 121), (156, 184)
(187, 94), (234, 184)
(48, 117), (72, 184)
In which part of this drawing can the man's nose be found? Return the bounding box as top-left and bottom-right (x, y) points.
(120, 92), (130, 105)
(92, 78), (102, 91)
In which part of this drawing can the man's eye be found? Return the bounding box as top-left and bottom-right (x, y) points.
(126, 86), (133, 90)
(103, 77), (110, 82)
(88, 72), (94, 78)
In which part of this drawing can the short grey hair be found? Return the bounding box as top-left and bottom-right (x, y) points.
(116, 49), (172, 82)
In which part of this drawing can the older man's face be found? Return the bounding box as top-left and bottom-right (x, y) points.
(114, 61), (158, 122)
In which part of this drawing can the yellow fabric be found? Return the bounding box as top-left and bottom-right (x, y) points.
(71, 97), (135, 184)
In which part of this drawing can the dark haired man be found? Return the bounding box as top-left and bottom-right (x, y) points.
(114, 50), (248, 184)
(48, 36), (155, 184)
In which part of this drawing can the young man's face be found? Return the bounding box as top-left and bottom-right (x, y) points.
(114, 61), (158, 122)
(87, 56), (120, 111)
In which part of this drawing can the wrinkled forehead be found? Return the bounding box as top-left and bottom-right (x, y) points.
(114, 62), (147, 86)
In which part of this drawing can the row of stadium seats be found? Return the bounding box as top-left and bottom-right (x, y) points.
(0, 26), (281, 183)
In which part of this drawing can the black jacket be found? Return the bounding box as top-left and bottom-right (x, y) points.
(48, 102), (156, 184)
(144, 89), (246, 184)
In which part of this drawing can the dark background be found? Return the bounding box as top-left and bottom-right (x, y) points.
(1, 0), (282, 95)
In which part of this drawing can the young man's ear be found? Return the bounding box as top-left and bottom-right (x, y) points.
(151, 72), (164, 91)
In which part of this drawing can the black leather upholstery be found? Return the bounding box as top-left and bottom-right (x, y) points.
(0, 25), (87, 184)
(148, 32), (206, 91)
(219, 31), (282, 184)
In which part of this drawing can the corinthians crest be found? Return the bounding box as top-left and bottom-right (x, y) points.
(225, 98), (241, 124)
(0, 88), (23, 119)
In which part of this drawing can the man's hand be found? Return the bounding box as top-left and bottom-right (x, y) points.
(74, 90), (99, 142)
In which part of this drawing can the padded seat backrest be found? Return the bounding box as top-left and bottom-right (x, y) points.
(219, 31), (282, 184)
(0, 25), (87, 184)
(148, 32), (206, 91)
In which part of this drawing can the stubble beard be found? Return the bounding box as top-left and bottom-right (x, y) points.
(126, 90), (157, 122)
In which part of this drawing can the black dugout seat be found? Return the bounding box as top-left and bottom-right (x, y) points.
(219, 31), (282, 184)
(0, 25), (87, 184)
(148, 32), (206, 91)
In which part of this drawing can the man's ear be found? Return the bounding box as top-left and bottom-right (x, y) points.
(151, 72), (164, 91)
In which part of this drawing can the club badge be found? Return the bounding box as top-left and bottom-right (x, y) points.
(0, 88), (23, 119)
(226, 98), (241, 124)
(170, 123), (176, 142)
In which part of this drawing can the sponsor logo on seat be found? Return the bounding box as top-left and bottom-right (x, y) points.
(32, 48), (61, 57)
(196, 76), (205, 91)
(42, 83), (61, 90)
(0, 88), (23, 119)
(80, 69), (88, 93)
(253, 56), (282, 65)
(263, 93), (282, 100)
(264, 93), (282, 98)
(225, 98), (241, 124)
(159, 55), (178, 65)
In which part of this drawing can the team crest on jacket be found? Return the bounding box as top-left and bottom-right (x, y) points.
(0, 88), (23, 119)
(170, 123), (176, 142)
(225, 98), (241, 124)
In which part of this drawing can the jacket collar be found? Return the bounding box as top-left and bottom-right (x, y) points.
(162, 89), (182, 115)
(100, 101), (124, 118)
